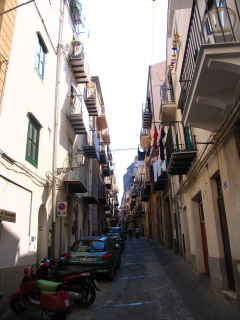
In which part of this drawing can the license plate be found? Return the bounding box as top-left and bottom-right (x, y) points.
(77, 257), (95, 262)
(65, 299), (70, 307)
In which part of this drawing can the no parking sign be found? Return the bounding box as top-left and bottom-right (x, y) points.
(57, 202), (67, 217)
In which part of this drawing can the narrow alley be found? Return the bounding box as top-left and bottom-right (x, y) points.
(1, 237), (240, 320)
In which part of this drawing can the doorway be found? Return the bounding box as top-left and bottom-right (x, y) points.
(198, 199), (209, 274)
(216, 176), (236, 291)
(163, 197), (173, 249)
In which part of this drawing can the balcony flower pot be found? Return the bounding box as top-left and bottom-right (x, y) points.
(71, 40), (81, 47)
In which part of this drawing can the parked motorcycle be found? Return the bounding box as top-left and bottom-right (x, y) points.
(113, 237), (125, 252)
(10, 265), (71, 320)
(36, 255), (100, 308)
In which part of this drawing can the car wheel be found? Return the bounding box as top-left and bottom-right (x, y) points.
(116, 255), (121, 269)
(10, 299), (27, 314)
(106, 265), (114, 281)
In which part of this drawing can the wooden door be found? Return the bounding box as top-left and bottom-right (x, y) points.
(217, 177), (236, 291)
(198, 200), (209, 274)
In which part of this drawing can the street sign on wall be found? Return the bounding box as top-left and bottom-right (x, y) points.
(57, 202), (67, 217)
(0, 209), (16, 223)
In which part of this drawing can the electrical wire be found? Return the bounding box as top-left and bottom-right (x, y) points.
(0, 150), (48, 187)
(0, 0), (35, 16)
(110, 148), (138, 152)
(0, 160), (45, 187)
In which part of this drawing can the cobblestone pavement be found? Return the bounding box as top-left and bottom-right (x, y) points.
(1, 238), (240, 320)
(145, 239), (240, 320)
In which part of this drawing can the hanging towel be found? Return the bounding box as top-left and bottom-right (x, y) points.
(153, 126), (158, 148)
(153, 161), (158, 182)
(159, 127), (166, 161)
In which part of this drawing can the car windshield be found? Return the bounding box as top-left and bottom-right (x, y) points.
(71, 240), (105, 252)
(105, 228), (120, 233)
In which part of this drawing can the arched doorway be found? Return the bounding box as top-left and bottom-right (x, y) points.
(36, 204), (48, 263)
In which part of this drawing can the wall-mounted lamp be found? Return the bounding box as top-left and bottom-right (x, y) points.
(75, 151), (85, 165)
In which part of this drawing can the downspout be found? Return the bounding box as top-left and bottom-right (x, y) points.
(52, 0), (65, 258)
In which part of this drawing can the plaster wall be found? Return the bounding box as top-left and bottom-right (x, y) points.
(0, 1), (64, 269)
(217, 131), (240, 259)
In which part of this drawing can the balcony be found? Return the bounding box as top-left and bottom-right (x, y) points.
(138, 148), (146, 161)
(179, 0), (240, 132)
(141, 181), (151, 202)
(82, 179), (98, 204)
(63, 161), (88, 194)
(101, 128), (111, 145)
(98, 177), (108, 204)
(104, 177), (112, 190)
(183, 43), (240, 132)
(107, 150), (113, 161)
(102, 164), (111, 177)
(104, 198), (111, 211)
(142, 101), (152, 128)
(140, 128), (149, 148)
(67, 0), (85, 33)
(83, 85), (98, 116)
(97, 115), (108, 130)
(83, 129), (100, 159)
(152, 160), (169, 191)
(160, 85), (176, 122)
(66, 94), (89, 134)
(68, 41), (89, 84)
(99, 146), (107, 164)
(165, 122), (197, 175)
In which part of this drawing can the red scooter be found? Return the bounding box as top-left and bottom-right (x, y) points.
(36, 256), (100, 308)
(10, 265), (71, 320)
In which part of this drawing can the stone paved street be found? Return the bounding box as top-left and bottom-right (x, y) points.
(1, 238), (240, 320)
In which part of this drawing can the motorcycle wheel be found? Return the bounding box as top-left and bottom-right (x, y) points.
(10, 299), (27, 313)
(45, 310), (67, 320)
(69, 283), (96, 308)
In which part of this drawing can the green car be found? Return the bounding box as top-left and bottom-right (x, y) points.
(65, 236), (121, 281)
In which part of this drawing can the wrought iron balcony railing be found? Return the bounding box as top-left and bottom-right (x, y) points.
(165, 122), (197, 175)
(82, 129), (100, 159)
(98, 176), (108, 204)
(67, 0), (84, 34)
(82, 178), (98, 204)
(60, 157), (88, 193)
(160, 84), (175, 104)
(142, 100), (152, 128)
(180, 0), (240, 103)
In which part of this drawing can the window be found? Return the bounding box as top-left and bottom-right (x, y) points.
(26, 115), (41, 167)
(35, 33), (48, 80)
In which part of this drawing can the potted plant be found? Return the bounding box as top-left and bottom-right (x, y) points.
(71, 40), (81, 47)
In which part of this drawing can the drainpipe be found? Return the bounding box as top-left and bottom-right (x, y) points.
(52, 0), (64, 258)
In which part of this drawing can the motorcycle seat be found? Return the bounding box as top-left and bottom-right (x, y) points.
(55, 268), (89, 281)
(37, 279), (63, 294)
